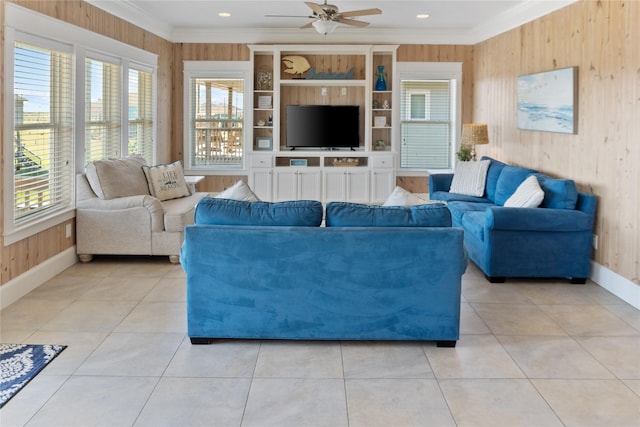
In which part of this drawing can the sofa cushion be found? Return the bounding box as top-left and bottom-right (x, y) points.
(383, 186), (431, 207)
(195, 198), (323, 226)
(534, 174), (579, 210)
(449, 160), (491, 197)
(85, 156), (149, 200)
(461, 211), (486, 242)
(162, 194), (202, 232)
(481, 157), (508, 202)
(446, 201), (491, 227)
(493, 165), (535, 206)
(325, 202), (451, 227)
(214, 180), (260, 202)
(142, 160), (191, 201)
(504, 175), (545, 208)
(430, 191), (493, 204)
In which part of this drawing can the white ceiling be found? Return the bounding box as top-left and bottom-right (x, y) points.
(86, 0), (576, 45)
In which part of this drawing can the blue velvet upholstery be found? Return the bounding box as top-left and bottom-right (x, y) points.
(181, 225), (467, 344)
(429, 158), (597, 281)
(194, 198), (323, 226)
(325, 202), (451, 227)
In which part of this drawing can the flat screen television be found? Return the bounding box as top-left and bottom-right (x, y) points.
(286, 105), (359, 149)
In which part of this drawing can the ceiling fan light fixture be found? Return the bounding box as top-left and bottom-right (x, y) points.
(312, 19), (338, 35)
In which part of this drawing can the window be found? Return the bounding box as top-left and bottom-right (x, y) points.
(4, 4), (158, 244)
(85, 56), (122, 163)
(398, 63), (462, 171)
(12, 40), (74, 228)
(184, 61), (250, 171)
(128, 67), (154, 161)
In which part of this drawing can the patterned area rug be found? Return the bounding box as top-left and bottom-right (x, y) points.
(0, 344), (67, 408)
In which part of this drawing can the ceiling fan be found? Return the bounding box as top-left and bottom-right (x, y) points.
(266, 1), (382, 35)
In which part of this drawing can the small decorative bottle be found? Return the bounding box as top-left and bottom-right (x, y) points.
(375, 65), (387, 91)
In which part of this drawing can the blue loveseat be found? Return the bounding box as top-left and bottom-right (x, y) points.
(181, 198), (467, 347)
(429, 157), (597, 283)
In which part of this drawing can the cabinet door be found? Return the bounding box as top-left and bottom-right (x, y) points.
(250, 169), (273, 201)
(274, 170), (299, 201)
(345, 170), (370, 204)
(297, 170), (322, 201)
(323, 170), (346, 202)
(371, 170), (395, 204)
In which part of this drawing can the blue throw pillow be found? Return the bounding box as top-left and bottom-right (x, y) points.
(534, 174), (579, 209)
(194, 198), (323, 226)
(325, 202), (451, 227)
(480, 157), (508, 202)
(493, 165), (536, 206)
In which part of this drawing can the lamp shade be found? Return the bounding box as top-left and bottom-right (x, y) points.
(461, 124), (489, 147)
(312, 19), (338, 35)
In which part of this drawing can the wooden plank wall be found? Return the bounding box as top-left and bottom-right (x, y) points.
(473, 0), (639, 286)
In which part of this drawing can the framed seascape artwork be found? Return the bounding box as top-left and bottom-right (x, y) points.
(517, 66), (578, 134)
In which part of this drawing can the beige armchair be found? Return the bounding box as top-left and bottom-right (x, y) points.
(76, 157), (207, 263)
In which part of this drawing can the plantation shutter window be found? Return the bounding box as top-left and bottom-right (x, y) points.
(13, 40), (74, 225)
(85, 57), (122, 164)
(128, 67), (154, 162)
(400, 80), (453, 169)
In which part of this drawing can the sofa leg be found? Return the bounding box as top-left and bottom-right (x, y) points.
(437, 340), (457, 348)
(190, 337), (211, 345)
(485, 275), (506, 283)
(78, 254), (93, 263)
(169, 255), (180, 264)
(569, 277), (587, 284)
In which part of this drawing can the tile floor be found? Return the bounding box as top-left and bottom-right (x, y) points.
(1, 257), (639, 427)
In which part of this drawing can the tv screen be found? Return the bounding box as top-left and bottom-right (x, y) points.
(286, 105), (359, 149)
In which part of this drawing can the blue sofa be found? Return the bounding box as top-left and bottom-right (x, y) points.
(181, 198), (468, 347)
(429, 157), (597, 283)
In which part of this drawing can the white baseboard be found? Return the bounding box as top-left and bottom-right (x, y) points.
(591, 261), (640, 309)
(0, 247), (78, 310)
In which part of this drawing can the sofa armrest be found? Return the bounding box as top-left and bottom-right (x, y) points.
(486, 206), (594, 232)
(77, 194), (162, 212)
(428, 174), (454, 196)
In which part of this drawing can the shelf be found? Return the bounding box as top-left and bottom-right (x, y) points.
(254, 126), (273, 129)
(280, 79), (366, 87)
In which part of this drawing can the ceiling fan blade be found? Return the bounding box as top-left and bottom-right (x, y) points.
(305, 2), (327, 16)
(300, 21), (316, 29)
(265, 15), (314, 18)
(339, 8), (382, 18)
(335, 17), (370, 28)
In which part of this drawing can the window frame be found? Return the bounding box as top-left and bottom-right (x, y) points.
(394, 62), (462, 174)
(3, 4), (158, 245)
(183, 61), (251, 175)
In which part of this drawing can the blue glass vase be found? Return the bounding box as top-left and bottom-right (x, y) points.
(375, 65), (387, 91)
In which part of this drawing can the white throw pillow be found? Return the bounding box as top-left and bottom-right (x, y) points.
(85, 156), (149, 200)
(383, 186), (431, 207)
(449, 159), (491, 197)
(215, 180), (260, 202)
(504, 175), (545, 208)
(142, 160), (191, 201)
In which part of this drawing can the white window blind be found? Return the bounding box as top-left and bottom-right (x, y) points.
(128, 67), (154, 162)
(188, 78), (245, 168)
(85, 57), (121, 164)
(13, 41), (74, 225)
(400, 80), (453, 169)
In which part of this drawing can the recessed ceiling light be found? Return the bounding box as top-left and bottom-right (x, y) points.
(416, 14), (430, 19)
(218, 12), (231, 17)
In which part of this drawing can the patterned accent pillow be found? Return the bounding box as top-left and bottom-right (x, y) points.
(449, 160), (491, 197)
(142, 160), (191, 201)
(504, 175), (545, 208)
(214, 180), (260, 202)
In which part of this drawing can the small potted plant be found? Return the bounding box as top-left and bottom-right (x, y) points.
(456, 145), (472, 161)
